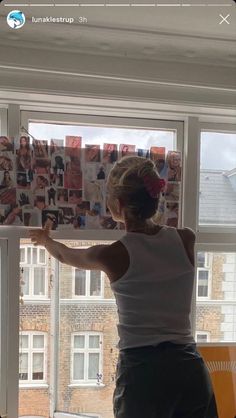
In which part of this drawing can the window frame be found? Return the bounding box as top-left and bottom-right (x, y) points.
(20, 245), (48, 299)
(71, 332), (103, 386)
(19, 331), (47, 386)
(197, 252), (212, 300)
(72, 268), (104, 299)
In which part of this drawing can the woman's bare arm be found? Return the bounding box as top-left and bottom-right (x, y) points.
(29, 228), (109, 271)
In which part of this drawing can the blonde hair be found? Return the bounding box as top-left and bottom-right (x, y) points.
(107, 156), (161, 220)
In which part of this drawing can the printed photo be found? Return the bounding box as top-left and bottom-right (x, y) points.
(84, 180), (105, 203)
(16, 136), (32, 171)
(0, 171), (15, 189)
(102, 143), (118, 164)
(150, 147), (165, 162)
(0, 136), (14, 152)
(33, 175), (49, 193)
(86, 211), (102, 229)
(16, 172), (31, 189)
(45, 186), (57, 206)
(65, 136), (82, 158)
(33, 139), (49, 159)
(51, 154), (65, 175)
(50, 139), (64, 156)
(3, 205), (23, 226)
(167, 151), (182, 182)
(58, 206), (75, 227)
(165, 202), (179, 228)
(68, 189), (83, 205)
(165, 182), (180, 202)
(85, 144), (101, 162)
(23, 208), (42, 227)
(64, 171), (82, 190)
(0, 153), (14, 171)
(16, 190), (33, 208)
(34, 195), (46, 211)
(0, 188), (16, 205)
(137, 149), (150, 159)
(33, 158), (51, 175)
(57, 188), (69, 204)
(42, 209), (59, 230)
(65, 155), (81, 174)
(50, 172), (64, 188)
(119, 144), (136, 157)
(0, 204), (11, 224)
(73, 201), (90, 229)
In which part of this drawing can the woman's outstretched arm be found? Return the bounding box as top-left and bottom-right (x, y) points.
(29, 228), (109, 271)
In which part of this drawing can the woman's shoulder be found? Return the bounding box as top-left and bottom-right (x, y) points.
(177, 227), (196, 242)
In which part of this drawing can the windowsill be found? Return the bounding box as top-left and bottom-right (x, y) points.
(68, 383), (105, 388)
(19, 383), (49, 389)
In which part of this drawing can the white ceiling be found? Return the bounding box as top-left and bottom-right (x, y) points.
(1, 2), (236, 67)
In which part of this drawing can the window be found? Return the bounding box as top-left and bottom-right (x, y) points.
(19, 332), (47, 384)
(20, 246), (47, 298)
(199, 131), (236, 227)
(197, 252), (211, 299)
(196, 332), (210, 343)
(73, 269), (102, 298)
(71, 333), (102, 385)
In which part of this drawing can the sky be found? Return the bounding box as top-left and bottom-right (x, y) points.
(29, 123), (236, 171)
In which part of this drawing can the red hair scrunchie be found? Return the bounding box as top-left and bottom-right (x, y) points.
(143, 176), (166, 198)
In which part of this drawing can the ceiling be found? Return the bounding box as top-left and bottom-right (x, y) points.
(0, 1), (236, 67)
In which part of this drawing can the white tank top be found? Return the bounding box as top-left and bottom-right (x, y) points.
(111, 226), (195, 350)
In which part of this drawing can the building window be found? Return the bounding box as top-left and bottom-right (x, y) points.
(19, 332), (47, 384)
(71, 333), (102, 385)
(197, 252), (211, 298)
(73, 269), (102, 298)
(20, 246), (47, 298)
(196, 332), (210, 343)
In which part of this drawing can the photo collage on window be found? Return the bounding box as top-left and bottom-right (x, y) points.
(0, 135), (182, 229)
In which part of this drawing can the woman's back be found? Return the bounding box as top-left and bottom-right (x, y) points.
(111, 226), (195, 350)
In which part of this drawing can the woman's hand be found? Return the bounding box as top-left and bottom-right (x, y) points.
(29, 225), (50, 246)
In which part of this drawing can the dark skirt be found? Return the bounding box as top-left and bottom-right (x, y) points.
(113, 342), (218, 418)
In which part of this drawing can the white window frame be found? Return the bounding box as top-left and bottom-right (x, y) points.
(20, 245), (48, 299)
(196, 331), (210, 343)
(73, 268), (104, 299)
(1, 104), (235, 418)
(19, 331), (47, 386)
(71, 332), (103, 386)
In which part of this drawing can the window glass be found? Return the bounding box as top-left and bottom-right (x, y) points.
(22, 267), (30, 296)
(73, 353), (84, 380)
(19, 353), (28, 381)
(198, 270), (209, 297)
(39, 248), (46, 264)
(34, 267), (46, 295)
(20, 335), (28, 349)
(20, 248), (25, 263)
(89, 335), (100, 349)
(90, 271), (101, 296)
(88, 353), (99, 380)
(74, 335), (85, 349)
(199, 132), (236, 227)
(75, 269), (86, 296)
(33, 335), (44, 349)
(32, 353), (44, 380)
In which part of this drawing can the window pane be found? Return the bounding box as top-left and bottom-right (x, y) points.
(196, 252), (236, 342)
(88, 353), (99, 379)
(34, 267), (45, 295)
(199, 132), (236, 226)
(27, 247), (31, 264)
(90, 271), (101, 296)
(197, 252), (205, 268)
(73, 353), (84, 380)
(32, 247), (37, 264)
(22, 267), (30, 296)
(39, 248), (46, 264)
(74, 335), (85, 349)
(32, 353), (44, 380)
(19, 353), (28, 380)
(196, 334), (208, 343)
(19, 335), (28, 349)
(33, 335), (44, 349)
(75, 270), (86, 296)
(20, 248), (25, 263)
(89, 335), (100, 349)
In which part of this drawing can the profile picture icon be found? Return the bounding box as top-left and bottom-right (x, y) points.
(7, 10), (26, 29)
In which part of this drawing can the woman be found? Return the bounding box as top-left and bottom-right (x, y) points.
(29, 156), (218, 418)
(1, 170), (14, 188)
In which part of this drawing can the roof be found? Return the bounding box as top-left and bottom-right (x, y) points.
(199, 169), (236, 225)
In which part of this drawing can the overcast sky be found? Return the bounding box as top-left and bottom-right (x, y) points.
(29, 123), (236, 171)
